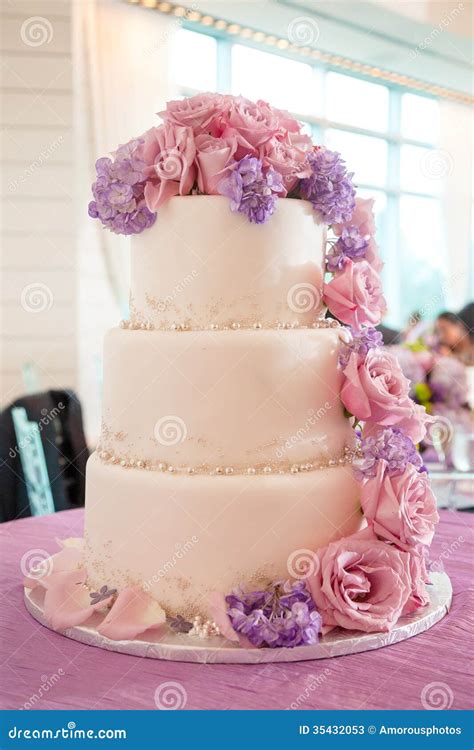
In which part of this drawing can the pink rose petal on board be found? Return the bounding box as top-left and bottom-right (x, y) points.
(97, 588), (166, 641)
(23, 546), (83, 591)
(43, 569), (113, 630)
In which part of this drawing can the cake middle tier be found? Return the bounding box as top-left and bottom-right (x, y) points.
(99, 326), (353, 469)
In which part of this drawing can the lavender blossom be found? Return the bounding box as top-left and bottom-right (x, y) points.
(300, 148), (356, 225)
(326, 226), (369, 272)
(356, 427), (424, 479)
(89, 585), (117, 605)
(88, 138), (156, 235)
(338, 326), (384, 368)
(217, 156), (284, 224)
(226, 580), (321, 648)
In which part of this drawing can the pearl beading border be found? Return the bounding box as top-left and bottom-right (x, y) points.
(96, 445), (357, 475)
(119, 319), (342, 332)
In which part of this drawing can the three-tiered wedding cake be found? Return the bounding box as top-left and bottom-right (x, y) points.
(24, 93), (439, 650)
(86, 195), (362, 617)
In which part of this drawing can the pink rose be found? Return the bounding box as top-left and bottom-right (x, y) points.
(323, 259), (386, 329)
(142, 123), (196, 210)
(341, 348), (429, 442)
(258, 100), (301, 133)
(361, 461), (439, 551)
(392, 403), (430, 444)
(195, 134), (237, 195)
(220, 96), (281, 158)
(334, 197), (376, 237)
(361, 406), (429, 445)
(365, 238), (384, 273)
(261, 133), (312, 194)
(159, 92), (228, 134)
(309, 529), (411, 632)
(403, 551), (430, 614)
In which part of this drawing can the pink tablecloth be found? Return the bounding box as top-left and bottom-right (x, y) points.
(0, 509), (472, 710)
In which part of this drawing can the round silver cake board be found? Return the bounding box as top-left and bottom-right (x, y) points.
(24, 572), (451, 664)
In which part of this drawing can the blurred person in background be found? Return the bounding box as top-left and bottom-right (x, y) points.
(435, 303), (474, 366)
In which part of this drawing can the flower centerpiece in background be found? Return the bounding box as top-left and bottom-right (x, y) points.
(387, 343), (471, 457)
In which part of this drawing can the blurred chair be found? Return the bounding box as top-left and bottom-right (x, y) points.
(0, 390), (89, 522)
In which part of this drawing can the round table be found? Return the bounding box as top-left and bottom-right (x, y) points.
(0, 509), (472, 710)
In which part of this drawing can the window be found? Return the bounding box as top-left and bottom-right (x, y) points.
(171, 29), (217, 92)
(231, 44), (318, 116)
(325, 72), (389, 133)
(325, 129), (388, 188)
(173, 27), (447, 329)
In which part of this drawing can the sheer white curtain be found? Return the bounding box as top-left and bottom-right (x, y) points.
(74, 0), (175, 440)
(439, 100), (473, 309)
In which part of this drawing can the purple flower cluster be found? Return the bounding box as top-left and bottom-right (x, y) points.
(300, 148), (356, 225)
(339, 326), (383, 368)
(88, 139), (156, 235)
(217, 156), (283, 224)
(226, 580), (321, 648)
(326, 226), (369, 272)
(429, 357), (468, 408)
(356, 427), (424, 479)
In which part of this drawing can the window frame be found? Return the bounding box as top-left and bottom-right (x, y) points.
(177, 27), (445, 328)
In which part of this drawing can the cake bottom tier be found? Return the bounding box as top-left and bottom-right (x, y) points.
(84, 453), (363, 618)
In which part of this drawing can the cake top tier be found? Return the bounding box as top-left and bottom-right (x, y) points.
(88, 92), (387, 333)
(129, 195), (327, 329)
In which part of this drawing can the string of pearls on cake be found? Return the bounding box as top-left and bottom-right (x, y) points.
(96, 445), (358, 475)
(119, 319), (342, 332)
(188, 615), (220, 638)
